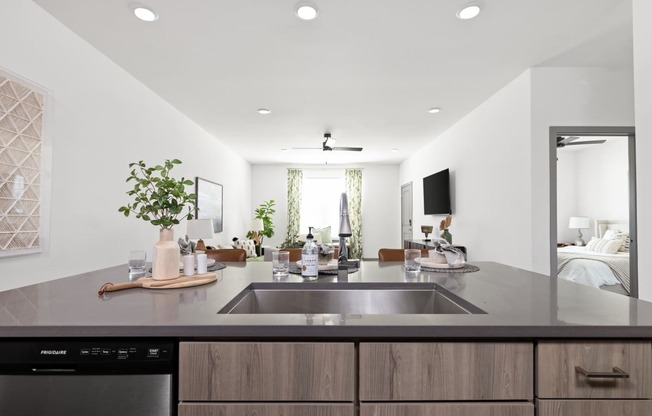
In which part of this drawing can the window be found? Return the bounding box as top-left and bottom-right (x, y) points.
(300, 170), (344, 241)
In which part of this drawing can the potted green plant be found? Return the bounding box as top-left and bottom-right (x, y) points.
(118, 159), (196, 280)
(246, 200), (275, 249)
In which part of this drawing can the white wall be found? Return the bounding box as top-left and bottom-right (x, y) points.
(633, 0), (652, 301)
(400, 67), (634, 274)
(530, 67), (635, 273)
(251, 164), (400, 258)
(400, 71), (533, 269)
(0, 0), (250, 291)
(557, 139), (629, 242)
(575, 140), (629, 232)
(556, 151), (578, 243)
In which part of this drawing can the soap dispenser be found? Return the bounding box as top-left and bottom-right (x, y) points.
(301, 227), (318, 281)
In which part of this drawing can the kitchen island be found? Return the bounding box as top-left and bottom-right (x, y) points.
(2, 261), (652, 416)
(1, 261), (652, 338)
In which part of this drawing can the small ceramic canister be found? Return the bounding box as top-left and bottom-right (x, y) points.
(182, 254), (195, 276)
(196, 253), (208, 274)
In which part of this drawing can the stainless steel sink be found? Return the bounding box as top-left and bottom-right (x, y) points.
(219, 284), (483, 314)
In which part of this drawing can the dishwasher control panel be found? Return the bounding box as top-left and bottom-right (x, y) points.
(0, 340), (174, 365)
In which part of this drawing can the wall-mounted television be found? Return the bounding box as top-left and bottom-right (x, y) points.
(423, 168), (451, 215)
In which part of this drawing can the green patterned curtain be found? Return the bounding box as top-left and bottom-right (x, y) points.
(345, 168), (363, 259)
(286, 168), (303, 244)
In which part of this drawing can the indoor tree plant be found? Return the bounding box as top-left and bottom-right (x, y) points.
(118, 159), (196, 280)
(246, 199), (275, 247)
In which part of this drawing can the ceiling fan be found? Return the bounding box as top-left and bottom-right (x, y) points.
(292, 133), (363, 152)
(556, 136), (606, 148)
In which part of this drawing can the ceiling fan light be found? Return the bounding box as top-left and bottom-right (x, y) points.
(324, 136), (336, 148)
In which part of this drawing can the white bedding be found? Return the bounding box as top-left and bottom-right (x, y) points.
(557, 246), (629, 291)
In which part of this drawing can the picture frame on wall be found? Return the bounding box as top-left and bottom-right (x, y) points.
(195, 177), (223, 233)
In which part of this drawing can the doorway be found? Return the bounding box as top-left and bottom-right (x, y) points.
(549, 126), (637, 298)
(401, 182), (413, 246)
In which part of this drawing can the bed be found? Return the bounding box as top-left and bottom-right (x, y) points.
(557, 220), (630, 295)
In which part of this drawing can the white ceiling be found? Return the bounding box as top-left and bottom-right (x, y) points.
(33, 0), (633, 165)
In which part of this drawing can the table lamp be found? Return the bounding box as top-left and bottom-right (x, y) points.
(187, 219), (214, 251)
(421, 225), (434, 242)
(568, 216), (590, 246)
(250, 218), (265, 245)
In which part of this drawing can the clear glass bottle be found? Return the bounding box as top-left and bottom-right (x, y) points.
(301, 227), (318, 281)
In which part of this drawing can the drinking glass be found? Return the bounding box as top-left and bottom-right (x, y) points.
(128, 250), (147, 278)
(272, 251), (290, 279)
(404, 249), (421, 273)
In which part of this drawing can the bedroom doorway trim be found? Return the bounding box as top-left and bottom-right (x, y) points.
(549, 126), (637, 298)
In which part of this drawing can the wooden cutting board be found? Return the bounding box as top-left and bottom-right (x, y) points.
(98, 272), (217, 295)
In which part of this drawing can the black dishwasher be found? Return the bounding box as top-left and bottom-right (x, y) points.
(0, 339), (175, 416)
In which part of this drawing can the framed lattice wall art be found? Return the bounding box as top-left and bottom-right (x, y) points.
(0, 67), (51, 258)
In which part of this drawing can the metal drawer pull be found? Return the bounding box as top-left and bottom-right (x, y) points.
(575, 366), (630, 379)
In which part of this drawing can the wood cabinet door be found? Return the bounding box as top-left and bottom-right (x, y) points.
(359, 342), (533, 401)
(537, 400), (652, 416)
(179, 403), (354, 416)
(179, 342), (355, 401)
(360, 403), (534, 416)
(537, 341), (651, 399)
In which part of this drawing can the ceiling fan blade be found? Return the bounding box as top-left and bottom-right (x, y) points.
(565, 140), (607, 146)
(332, 146), (363, 152)
(556, 136), (580, 146)
(290, 147), (322, 150)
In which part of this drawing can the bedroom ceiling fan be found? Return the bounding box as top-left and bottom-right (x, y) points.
(291, 133), (363, 152)
(556, 136), (607, 148)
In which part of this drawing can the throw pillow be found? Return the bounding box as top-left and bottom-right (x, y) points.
(233, 239), (257, 257)
(313, 226), (332, 244)
(585, 237), (623, 254)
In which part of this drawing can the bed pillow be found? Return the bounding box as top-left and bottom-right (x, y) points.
(616, 232), (630, 252)
(602, 229), (619, 240)
(602, 229), (630, 252)
(585, 237), (623, 254)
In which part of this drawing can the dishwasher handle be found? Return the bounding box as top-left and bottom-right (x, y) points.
(31, 368), (78, 374)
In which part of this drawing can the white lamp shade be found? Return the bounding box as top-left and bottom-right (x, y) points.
(186, 219), (215, 239)
(250, 218), (264, 232)
(569, 216), (590, 229)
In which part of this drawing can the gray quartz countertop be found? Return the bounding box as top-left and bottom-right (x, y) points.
(1, 261), (652, 338)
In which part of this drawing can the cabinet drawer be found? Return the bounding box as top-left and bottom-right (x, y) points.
(179, 403), (354, 416)
(359, 342), (533, 401)
(537, 400), (652, 416)
(537, 341), (651, 398)
(361, 403), (533, 416)
(179, 342), (355, 401)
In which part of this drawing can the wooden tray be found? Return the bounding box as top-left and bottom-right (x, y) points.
(98, 273), (217, 295)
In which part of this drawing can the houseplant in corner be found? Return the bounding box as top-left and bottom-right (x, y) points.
(118, 159), (196, 280)
(246, 199), (275, 252)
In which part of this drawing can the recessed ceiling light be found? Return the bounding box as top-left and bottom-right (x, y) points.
(456, 3), (481, 20)
(134, 7), (158, 22)
(428, 107), (441, 114)
(295, 3), (318, 20)
(281, 148), (289, 152)
(391, 148), (399, 152)
(257, 108), (271, 115)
